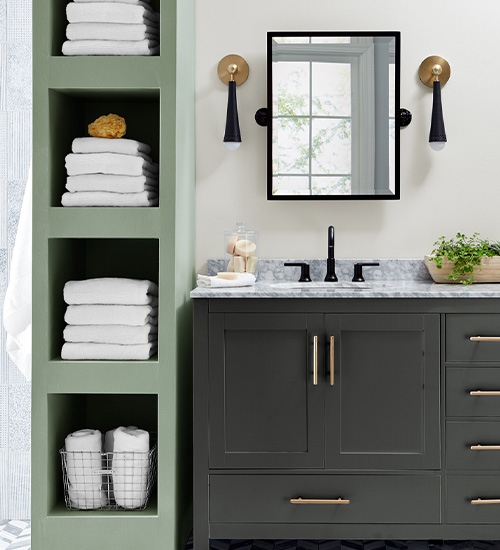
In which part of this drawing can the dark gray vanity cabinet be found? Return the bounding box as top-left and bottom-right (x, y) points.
(194, 299), (500, 546)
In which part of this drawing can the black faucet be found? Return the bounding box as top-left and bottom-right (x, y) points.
(324, 226), (338, 282)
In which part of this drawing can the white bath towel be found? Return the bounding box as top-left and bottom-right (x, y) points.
(197, 273), (256, 288)
(63, 39), (160, 56)
(65, 429), (107, 509)
(64, 324), (158, 345)
(61, 342), (157, 360)
(65, 304), (158, 326)
(65, 152), (158, 176)
(72, 137), (152, 156)
(67, 3), (160, 24)
(64, 278), (158, 306)
(109, 426), (150, 509)
(66, 23), (158, 42)
(61, 190), (158, 207)
(66, 174), (157, 194)
(2, 164), (32, 382)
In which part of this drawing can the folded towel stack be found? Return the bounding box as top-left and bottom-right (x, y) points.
(62, 137), (159, 206)
(62, 0), (160, 56)
(61, 278), (159, 360)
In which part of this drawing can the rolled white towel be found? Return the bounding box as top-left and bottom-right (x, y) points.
(61, 190), (158, 207)
(64, 324), (158, 345)
(66, 3), (160, 24)
(61, 342), (157, 360)
(66, 174), (158, 194)
(67, 23), (158, 42)
(72, 137), (152, 157)
(65, 153), (159, 177)
(65, 304), (158, 326)
(62, 39), (160, 57)
(64, 429), (107, 509)
(197, 273), (256, 288)
(109, 426), (150, 509)
(64, 278), (158, 306)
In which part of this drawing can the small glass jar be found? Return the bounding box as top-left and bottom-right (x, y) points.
(224, 222), (259, 278)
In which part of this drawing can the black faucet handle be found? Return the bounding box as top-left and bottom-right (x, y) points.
(284, 263), (312, 283)
(352, 262), (380, 283)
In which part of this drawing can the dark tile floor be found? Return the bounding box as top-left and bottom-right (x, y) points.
(185, 535), (500, 550)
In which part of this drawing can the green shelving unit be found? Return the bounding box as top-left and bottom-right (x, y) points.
(32, 1), (195, 548)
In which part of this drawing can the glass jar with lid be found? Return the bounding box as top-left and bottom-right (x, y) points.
(224, 222), (259, 278)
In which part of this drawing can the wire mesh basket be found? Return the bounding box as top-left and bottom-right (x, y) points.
(60, 444), (158, 511)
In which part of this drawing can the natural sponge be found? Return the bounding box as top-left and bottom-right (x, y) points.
(88, 114), (126, 139)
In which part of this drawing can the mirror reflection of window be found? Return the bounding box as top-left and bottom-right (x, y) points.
(270, 33), (399, 199)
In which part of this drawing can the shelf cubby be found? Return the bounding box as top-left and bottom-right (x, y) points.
(49, 88), (160, 207)
(47, 393), (158, 515)
(48, 237), (159, 361)
(51, 0), (162, 57)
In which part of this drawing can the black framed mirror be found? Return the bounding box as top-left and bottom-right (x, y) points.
(267, 31), (400, 200)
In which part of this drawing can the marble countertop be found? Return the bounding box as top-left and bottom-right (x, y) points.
(190, 279), (500, 299)
(191, 259), (500, 299)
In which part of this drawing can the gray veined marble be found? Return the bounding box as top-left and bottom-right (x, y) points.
(192, 258), (500, 299)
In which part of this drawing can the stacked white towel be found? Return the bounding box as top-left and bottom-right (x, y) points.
(62, 137), (159, 207)
(61, 278), (159, 360)
(62, 0), (160, 56)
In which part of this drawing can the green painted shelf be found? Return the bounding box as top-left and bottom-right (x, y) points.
(32, 0), (195, 549)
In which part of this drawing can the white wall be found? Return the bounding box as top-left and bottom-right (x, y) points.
(195, 0), (500, 273)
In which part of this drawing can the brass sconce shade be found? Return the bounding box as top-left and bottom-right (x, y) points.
(218, 55), (249, 151)
(419, 56), (451, 151)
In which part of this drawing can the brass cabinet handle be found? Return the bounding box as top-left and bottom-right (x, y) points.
(471, 444), (500, 450)
(471, 498), (500, 505)
(290, 497), (350, 505)
(330, 336), (335, 386)
(470, 336), (500, 342)
(313, 335), (318, 386)
(470, 390), (500, 396)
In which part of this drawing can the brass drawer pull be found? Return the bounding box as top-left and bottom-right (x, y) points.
(313, 335), (318, 386)
(290, 497), (350, 505)
(470, 336), (500, 342)
(471, 498), (500, 505)
(471, 444), (500, 450)
(330, 336), (334, 386)
(470, 390), (500, 396)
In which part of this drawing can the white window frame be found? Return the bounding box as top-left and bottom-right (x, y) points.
(272, 38), (375, 196)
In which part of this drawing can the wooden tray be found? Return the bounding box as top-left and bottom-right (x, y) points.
(424, 255), (500, 284)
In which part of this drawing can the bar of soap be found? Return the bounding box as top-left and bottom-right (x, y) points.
(217, 272), (239, 280)
(246, 256), (258, 274)
(234, 239), (256, 258)
(226, 235), (239, 254)
(233, 256), (246, 272)
(227, 257), (235, 272)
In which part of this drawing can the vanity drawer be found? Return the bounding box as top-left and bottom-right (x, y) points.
(447, 421), (500, 469)
(209, 474), (441, 524)
(447, 368), (500, 417)
(447, 475), (500, 524)
(446, 314), (500, 363)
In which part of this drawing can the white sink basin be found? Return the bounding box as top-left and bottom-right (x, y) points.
(270, 282), (371, 290)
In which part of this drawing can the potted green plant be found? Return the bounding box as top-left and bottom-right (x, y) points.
(425, 233), (500, 285)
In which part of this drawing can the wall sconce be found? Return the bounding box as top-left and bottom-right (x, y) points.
(419, 55), (451, 151)
(217, 54), (249, 151)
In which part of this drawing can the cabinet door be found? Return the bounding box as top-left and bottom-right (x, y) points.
(209, 313), (324, 469)
(325, 314), (440, 469)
